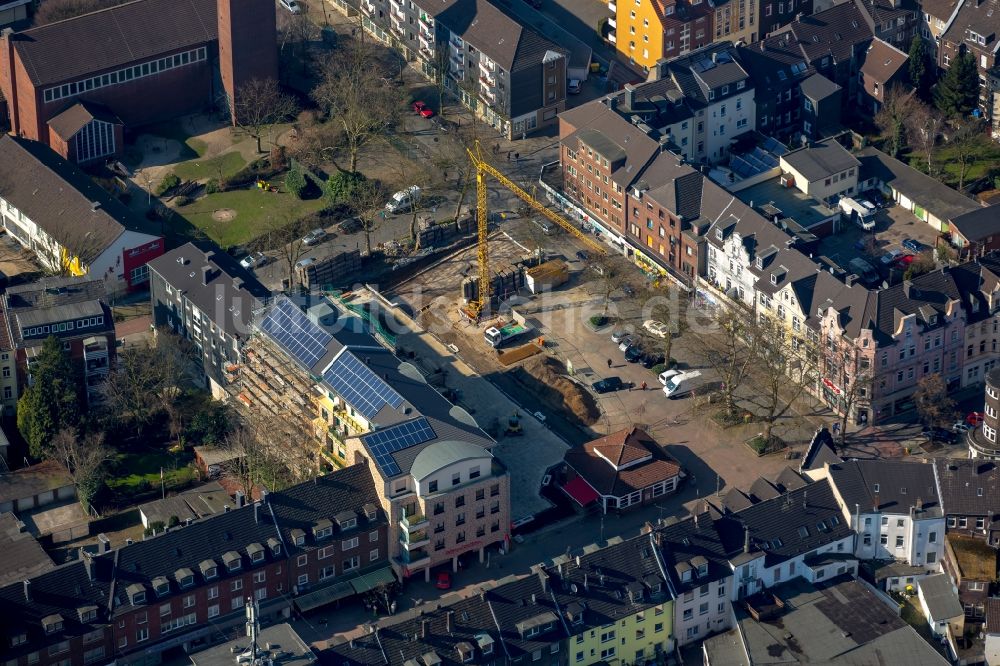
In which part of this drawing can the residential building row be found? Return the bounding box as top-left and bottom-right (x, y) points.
(0, 0), (278, 162)
(0, 463), (394, 666)
(358, 0), (569, 139)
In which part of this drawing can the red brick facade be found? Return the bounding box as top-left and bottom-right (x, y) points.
(217, 0), (280, 123)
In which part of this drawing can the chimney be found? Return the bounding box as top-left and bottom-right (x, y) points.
(233, 278), (243, 291)
(421, 619), (430, 639)
(254, 501), (259, 524)
(743, 526), (750, 553)
(916, 497), (923, 511)
(81, 551), (94, 581)
(97, 533), (110, 554)
(446, 610), (454, 633)
(694, 513), (699, 527)
(201, 265), (213, 286)
(23, 579), (31, 602)
(235, 490), (245, 508)
(641, 521), (655, 535)
(261, 488), (269, 503)
(802, 491), (808, 510)
(608, 95), (619, 112)
(624, 83), (636, 109)
(846, 274), (857, 287)
(531, 593), (536, 604)
(90, 201), (101, 212)
(655, 57), (670, 80)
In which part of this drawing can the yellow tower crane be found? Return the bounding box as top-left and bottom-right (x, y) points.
(465, 140), (606, 319)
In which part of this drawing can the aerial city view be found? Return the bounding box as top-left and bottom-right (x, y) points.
(1, 0), (1000, 664)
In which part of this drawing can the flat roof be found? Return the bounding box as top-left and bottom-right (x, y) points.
(189, 623), (315, 666)
(735, 178), (839, 229)
(0, 461), (73, 504)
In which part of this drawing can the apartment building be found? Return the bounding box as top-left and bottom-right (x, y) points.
(0, 277), (116, 407)
(148, 243), (270, 397)
(939, 0), (1000, 135)
(941, 534), (997, 620)
(236, 296), (511, 582)
(934, 458), (1000, 543)
(612, 0), (714, 71)
(779, 139), (860, 203)
(0, 467), (388, 666)
(0, 135), (163, 294)
(361, 0), (567, 138)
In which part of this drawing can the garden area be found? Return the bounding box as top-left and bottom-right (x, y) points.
(105, 449), (198, 496)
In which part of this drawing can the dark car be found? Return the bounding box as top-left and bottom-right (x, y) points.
(901, 238), (928, 253)
(922, 427), (957, 444)
(624, 345), (645, 363)
(593, 377), (624, 393)
(576, 250), (590, 262)
(621, 283), (636, 297)
(338, 217), (363, 233)
(641, 351), (665, 368)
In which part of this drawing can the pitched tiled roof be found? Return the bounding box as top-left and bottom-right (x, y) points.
(986, 597), (1000, 633)
(860, 39), (908, 85)
(933, 458), (1000, 521)
(0, 512), (55, 587)
(656, 513), (733, 593)
(560, 102), (660, 190)
(827, 460), (940, 514)
(564, 427), (681, 497)
(0, 135), (155, 264)
(9, 0), (217, 87)
(47, 101), (122, 141)
(950, 204), (1000, 242)
(942, 0), (1000, 50)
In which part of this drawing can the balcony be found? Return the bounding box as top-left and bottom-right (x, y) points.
(390, 19), (404, 36)
(400, 512), (428, 530)
(399, 527), (430, 549)
(450, 54), (464, 70)
(968, 427), (1000, 459)
(86, 357), (109, 375)
(608, 30), (617, 44)
(480, 85), (496, 102)
(608, 16), (616, 28)
(419, 12), (433, 26)
(396, 548), (430, 567)
(608, 0), (616, 11)
(363, 0), (375, 13)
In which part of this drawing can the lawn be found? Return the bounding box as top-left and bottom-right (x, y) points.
(106, 450), (197, 494)
(174, 187), (327, 247)
(909, 141), (1000, 189)
(173, 152), (247, 182)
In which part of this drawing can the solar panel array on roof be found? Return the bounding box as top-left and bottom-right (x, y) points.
(260, 298), (333, 368)
(364, 417), (437, 476)
(323, 351), (404, 419)
(762, 136), (788, 156)
(730, 148), (780, 178)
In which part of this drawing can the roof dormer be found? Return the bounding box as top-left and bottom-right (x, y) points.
(41, 614), (64, 635)
(199, 559), (217, 580)
(335, 510), (358, 531)
(291, 528), (306, 546)
(126, 583), (146, 606)
(247, 542), (265, 563)
(77, 605), (97, 623)
(175, 567), (194, 588)
(151, 575), (170, 597)
(222, 550), (242, 572)
(475, 632), (494, 655)
(313, 519), (333, 540)
(267, 537), (282, 556)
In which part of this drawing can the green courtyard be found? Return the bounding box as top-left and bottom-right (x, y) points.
(173, 188), (327, 247)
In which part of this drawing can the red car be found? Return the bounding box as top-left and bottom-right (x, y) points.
(435, 571), (451, 589)
(893, 254), (915, 268)
(967, 411), (985, 426)
(412, 101), (435, 118)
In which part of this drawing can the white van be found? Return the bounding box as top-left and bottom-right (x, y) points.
(840, 196), (876, 230)
(385, 185), (422, 213)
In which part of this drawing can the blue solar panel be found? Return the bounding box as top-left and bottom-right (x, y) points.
(364, 417), (437, 476)
(323, 351), (404, 419)
(259, 298), (333, 369)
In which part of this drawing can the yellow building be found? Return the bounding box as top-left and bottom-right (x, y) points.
(613, 0), (715, 71)
(572, 604), (674, 665)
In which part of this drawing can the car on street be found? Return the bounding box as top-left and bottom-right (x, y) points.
(643, 319), (671, 338)
(301, 228), (328, 246)
(922, 427), (957, 443)
(880, 248), (902, 265)
(952, 421), (972, 433)
(385, 185), (421, 213)
(641, 351), (665, 368)
(279, 0), (302, 12)
(893, 254), (915, 268)
(435, 571), (451, 589)
(901, 238), (928, 253)
(240, 251), (267, 270)
(575, 250), (590, 262)
(294, 257), (316, 270)
(338, 217), (363, 233)
(610, 327), (630, 344)
(593, 376), (624, 393)
(658, 368), (680, 385)
(624, 345), (645, 363)
(621, 283), (636, 297)
(967, 411), (985, 426)
(567, 79), (582, 94)
(618, 335), (637, 352)
(412, 101), (435, 118)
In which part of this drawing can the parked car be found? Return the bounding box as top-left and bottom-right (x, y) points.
(338, 217), (363, 233)
(240, 251), (267, 269)
(624, 345), (645, 363)
(643, 319), (671, 338)
(967, 411), (985, 426)
(921, 427), (957, 444)
(880, 248), (902, 265)
(618, 335), (637, 352)
(621, 283), (636, 297)
(301, 228), (328, 246)
(435, 571), (451, 589)
(861, 189), (885, 207)
(386, 185), (421, 213)
(893, 254), (915, 268)
(593, 376), (624, 393)
(641, 351), (665, 368)
(279, 0), (302, 12)
(858, 199), (877, 214)
(294, 257), (316, 270)
(952, 421), (972, 433)
(610, 327), (630, 344)
(901, 238), (927, 253)
(658, 368), (681, 385)
(412, 101), (435, 118)
(567, 79), (582, 94)
(575, 250), (590, 262)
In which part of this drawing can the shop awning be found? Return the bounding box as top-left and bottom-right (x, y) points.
(293, 580), (355, 613)
(563, 476), (600, 506)
(350, 567), (396, 595)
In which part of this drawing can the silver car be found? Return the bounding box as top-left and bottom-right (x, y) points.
(301, 228), (327, 246)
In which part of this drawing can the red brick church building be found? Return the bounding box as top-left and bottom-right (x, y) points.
(0, 0), (277, 164)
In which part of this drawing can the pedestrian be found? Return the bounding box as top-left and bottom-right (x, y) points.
(507, 151), (511, 161)
(641, 381), (647, 391)
(514, 152), (520, 161)
(607, 358), (613, 369)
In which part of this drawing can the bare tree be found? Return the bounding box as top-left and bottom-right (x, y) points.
(233, 78), (298, 154)
(278, 8), (319, 70)
(874, 85), (915, 157)
(905, 101), (943, 175)
(311, 45), (401, 172)
(50, 428), (110, 512)
(431, 44), (452, 120)
(222, 413), (315, 495)
(688, 302), (760, 415)
(349, 179), (387, 256)
(591, 254), (632, 315)
(835, 368), (872, 452)
(636, 285), (689, 367)
(949, 119), (985, 190)
(746, 316), (819, 442)
(261, 214), (309, 290)
(913, 372), (956, 428)
(33, 0), (123, 25)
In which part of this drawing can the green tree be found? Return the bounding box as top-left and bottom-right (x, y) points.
(323, 170), (367, 205)
(17, 336), (82, 458)
(908, 36), (934, 99)
(285, 169), (307, 199)
(935, 52), (979, 117)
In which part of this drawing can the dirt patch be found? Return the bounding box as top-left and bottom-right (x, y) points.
(509, 356), (600, 426)
(212, 208), (238, 222)
(498, 342), (543, 366)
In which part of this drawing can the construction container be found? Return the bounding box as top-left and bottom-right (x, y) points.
(525, 259), (569, 294)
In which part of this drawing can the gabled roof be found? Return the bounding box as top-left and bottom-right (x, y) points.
(656, 512), (733, 593)
(8, 0), (217, 87)
(0, 512), (55, 587)
(560, 103), (661, 190)
(933, 458), (1000, 520)
(860, 39), (909, 85)
(564, 427), (681, 497)
(987, 597), (1000, 634)
(800, 427), (841, 472)
(827, 459), (940, 515)
(941, 0), (1000, 50)
(949, 204), (1000, 241)
(47, 101), (122, 140)
(781, 139), (860, 182)
(0, 135), (157, 264)
(917, 573), (963, 621)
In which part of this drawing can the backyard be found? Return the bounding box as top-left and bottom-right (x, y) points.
(105, 449), (198, 496)
(909, 140), (1000, 189)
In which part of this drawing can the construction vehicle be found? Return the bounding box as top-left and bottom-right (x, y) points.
(506, 411), (523, 436)
(525, 259), (569, 294)
(485, 310), (532, 348)
(464, 141), (606, 319)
